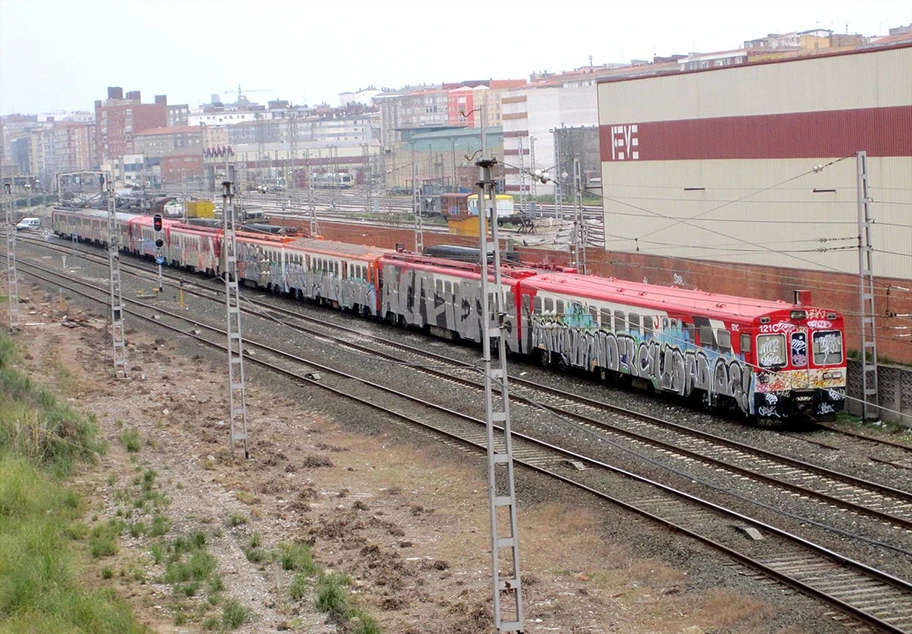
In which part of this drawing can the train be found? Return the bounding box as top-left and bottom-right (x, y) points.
(50, 206), (847, 423)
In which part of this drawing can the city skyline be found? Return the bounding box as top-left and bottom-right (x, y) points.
(1, 0), (910, 116)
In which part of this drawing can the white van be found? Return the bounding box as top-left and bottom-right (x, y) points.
(16, 217), (41, 231)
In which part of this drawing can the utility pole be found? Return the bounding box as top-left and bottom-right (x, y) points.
(571, 158), (587, 274)
(221, 179), (250, 458)
(856, 151), (879, 420)
(4, 182), (20, 332)
(288, 112), (298, 212)
(307, 149), (317, 237)
(529, 137), (537, 200)
(553, 127), (564, 221)
(105, 173), (128, 378)
(476, 104), (524, 633)
(412, 142), (423, 254)
(363, 144), (373, 214)
(518, 136), (527, 216)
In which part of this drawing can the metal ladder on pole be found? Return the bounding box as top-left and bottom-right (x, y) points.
(412, 149), (423, 254)
(222, 180), (250, 458)
(856, 151), (879, 420)
(478, 153), (524, 633)
(5, 183), (20, 332)
(106, 175), (128, 378)
(572, 159), (587, 275)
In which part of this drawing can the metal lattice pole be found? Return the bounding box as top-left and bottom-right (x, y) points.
(553, 128), (563, 221)
(307, 149), (317, 237)
(105, 174), (128, 378)
(477, 107), (524, 633)
(856, 151), (879, 420)
(5, 182), (20, 332)
(572, 158), (587, 275)
(412, 144), (423, 254)
(518, 136), (527, 215)
(222, 180), (250, 458)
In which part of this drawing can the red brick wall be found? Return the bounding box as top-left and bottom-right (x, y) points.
(272, 219), (912, 363)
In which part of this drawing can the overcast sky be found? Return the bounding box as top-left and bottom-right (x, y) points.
(1, 0), (910, 116)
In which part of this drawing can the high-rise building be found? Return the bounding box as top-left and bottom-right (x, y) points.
(94, 87), (168, 163)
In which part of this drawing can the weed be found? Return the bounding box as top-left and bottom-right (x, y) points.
(101, 566), (114, 579)
(316, 572), (349, 614)
(289, 573), (308, 600)
(245, 547), (266, 563)
(226, 512), (247, 527)
(174, 612), (187, 626)
(248, 532), (261, 549)
(203, 616), (220, 630)
(150, 540), (164, 564)
(276, 541), (317, 573)
(121, 428), (141, 453)
(150, 514), (170, 537)
(222, 599), (249, 629)
(129, 520), (146, 538)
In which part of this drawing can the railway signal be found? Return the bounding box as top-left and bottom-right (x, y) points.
(153, 213), (163, 232)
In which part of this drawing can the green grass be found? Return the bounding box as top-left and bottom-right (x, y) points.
(121, 428), (141, 453)
(276, 540), (318, 574)
(0, 333), (146, 634)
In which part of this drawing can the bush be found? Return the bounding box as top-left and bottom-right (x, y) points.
(222, 599), (249, 629)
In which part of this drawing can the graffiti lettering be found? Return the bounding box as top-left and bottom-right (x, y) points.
(807, 319), (832, 329)
(759, 322), (797, 334)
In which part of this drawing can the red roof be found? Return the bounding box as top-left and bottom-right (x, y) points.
(521, 272), (836, 322)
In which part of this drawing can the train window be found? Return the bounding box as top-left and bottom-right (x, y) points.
(445, 281), (452, 295)
(544, 298), (553, 314)
(534, 296), (543, 313)
(614, 311), (625, 332)
(629, 313), (640, 336)
(717, 329), (731, 353)
(555, 300), (564, 316)
(740, 333), (752, 354)
(643, 315), (653, 339)
(436, 280), (443, 293)
(600, 308), (611, 329)
(589, 306), (598, 325)
(699, 326), (717, 351)
(522, 294), (531, 313)
(757, 334), (787, 369)
(506, 292), (515, 311)
(812, 331), (843, 365)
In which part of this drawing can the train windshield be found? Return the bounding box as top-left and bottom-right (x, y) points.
(756, 334), (787, 369)
(812, 330), (843, 365)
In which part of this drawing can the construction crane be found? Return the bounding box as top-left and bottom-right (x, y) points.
(227, 84), (274, 103)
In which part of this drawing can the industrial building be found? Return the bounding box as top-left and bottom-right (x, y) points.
(596, 43), (912, 361)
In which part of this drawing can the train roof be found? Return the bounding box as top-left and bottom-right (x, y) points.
(287, 237), (391, 259)
(381, 251), (538, 280)
(523, 272), (842, 322)
(54, 207), (139, 223)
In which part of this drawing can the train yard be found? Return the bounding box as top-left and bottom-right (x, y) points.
(5, 231), (912, 633)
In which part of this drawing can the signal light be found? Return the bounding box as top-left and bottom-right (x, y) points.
(155, 238), (164, 248)
(153, 214), (163, 232)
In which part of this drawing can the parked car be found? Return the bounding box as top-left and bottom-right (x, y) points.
(16, 217), (41, 231)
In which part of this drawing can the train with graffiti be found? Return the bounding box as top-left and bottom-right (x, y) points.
(51, 206), (847, 423)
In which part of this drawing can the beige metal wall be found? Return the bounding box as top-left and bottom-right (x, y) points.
(597, 46), (912, 280)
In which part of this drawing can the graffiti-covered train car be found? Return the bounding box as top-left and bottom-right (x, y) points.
(515, 272), (846, 420)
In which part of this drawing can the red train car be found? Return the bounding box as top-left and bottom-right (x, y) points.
(516, 272), (846, 420)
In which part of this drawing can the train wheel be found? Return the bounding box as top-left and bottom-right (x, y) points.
(537, 349), (550, 367)
(555, 354), (570, 373)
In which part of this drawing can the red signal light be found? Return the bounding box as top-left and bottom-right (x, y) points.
(153, 214), (163, 232)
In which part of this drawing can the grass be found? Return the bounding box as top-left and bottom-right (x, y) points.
(0, 333), (146, 633)
(121, 428), (141, 453)
(278, 538), (381, 633)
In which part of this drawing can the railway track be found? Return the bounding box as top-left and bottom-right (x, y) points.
(8, 235), (912, 631)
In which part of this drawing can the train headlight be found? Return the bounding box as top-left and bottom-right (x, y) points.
(822, 370), (840, 380)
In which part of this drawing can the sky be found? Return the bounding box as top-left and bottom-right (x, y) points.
(1, 0), (910, 116)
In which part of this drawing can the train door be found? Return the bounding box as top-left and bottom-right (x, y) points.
(789, 329), (810, 390)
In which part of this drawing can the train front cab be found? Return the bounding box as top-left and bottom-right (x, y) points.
(748, 309), (846, 421)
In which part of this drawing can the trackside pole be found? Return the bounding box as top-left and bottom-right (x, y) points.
(105, 174), (129, 378)
(222, 180), (250, 458)
(4, 182), (20, 332)
(477, 103), (524, 633)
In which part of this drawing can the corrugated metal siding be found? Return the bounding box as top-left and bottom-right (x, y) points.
(598, 46), (912, 123)
(597, 46), (912, 280)
(600, 157), (911, 279)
